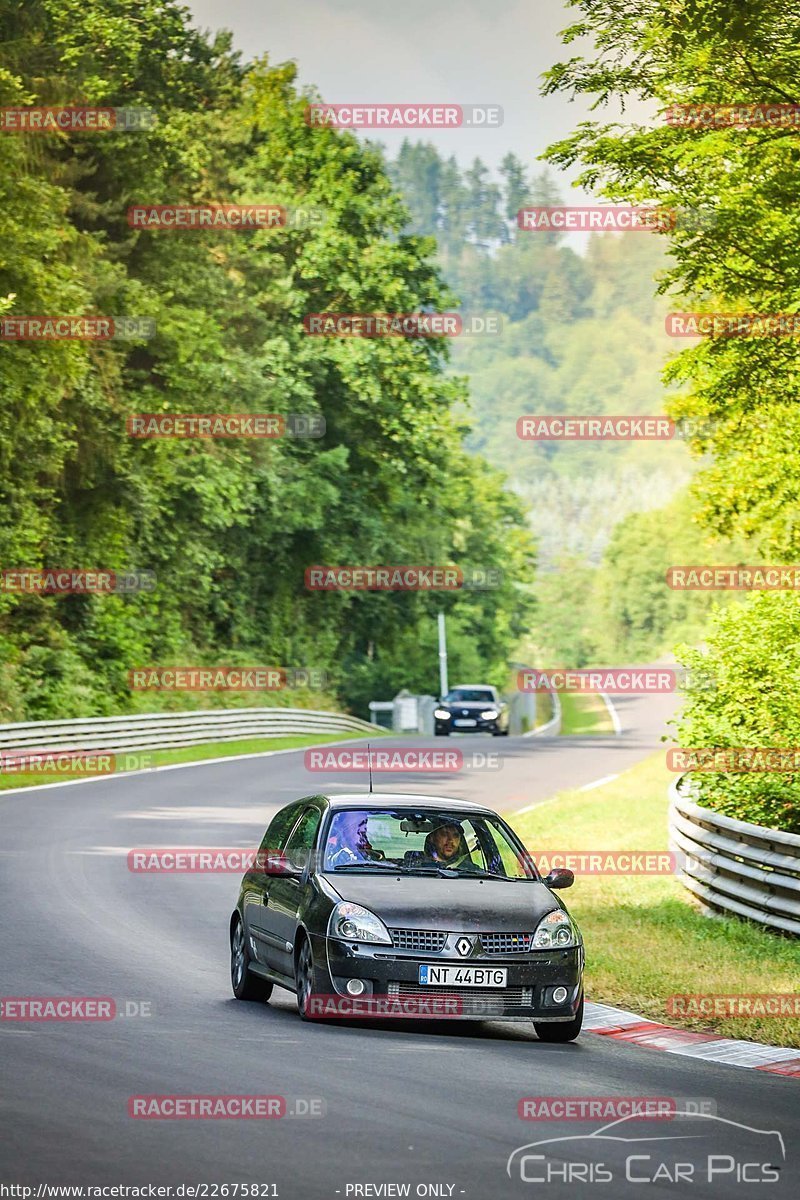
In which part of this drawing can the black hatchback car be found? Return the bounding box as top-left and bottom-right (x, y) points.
(433, 684), (510, 736)
(230, 792), (584, 1040)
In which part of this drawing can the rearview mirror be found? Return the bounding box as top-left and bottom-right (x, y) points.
(543, 867), (574, 890)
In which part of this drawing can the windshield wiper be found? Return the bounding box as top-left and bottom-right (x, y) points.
(330, 860), (405, 871)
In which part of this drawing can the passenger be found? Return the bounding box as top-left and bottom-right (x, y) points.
(423, 820), (473, 869)
(325, 812), (385, 868)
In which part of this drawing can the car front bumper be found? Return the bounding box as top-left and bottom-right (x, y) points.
(435, 715), (503, 734)
(318, 934), (583, 1021)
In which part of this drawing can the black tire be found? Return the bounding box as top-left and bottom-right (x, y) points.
(230, 915), (273, 1002)
(534, 995), (583, 1042)
(434, 728), (449, 737)
(294, 934), (332, 1021)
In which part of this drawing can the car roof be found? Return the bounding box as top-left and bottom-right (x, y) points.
(449, 683), (496, 690)
(322, 791), (494, 815)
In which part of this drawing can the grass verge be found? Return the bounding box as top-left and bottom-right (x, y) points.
(0, 731), (374, 792)
(510, 752), (800, 1047)
(559, 691), (614, 736)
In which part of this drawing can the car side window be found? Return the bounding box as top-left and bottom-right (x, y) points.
(260, 804), (303, 855)
(282, 807), (322, 871)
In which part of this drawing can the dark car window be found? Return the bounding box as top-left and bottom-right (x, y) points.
(260, 803), (305, 855)
(283, 807), (322, 871)
(445, 689), (496, 703)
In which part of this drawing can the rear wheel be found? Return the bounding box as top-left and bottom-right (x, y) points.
(533, 995), (583, 1042)
(230, 916), (273, 1002)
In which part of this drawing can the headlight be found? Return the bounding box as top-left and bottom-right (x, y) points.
(434, 708), (450, 720)
(532, 909), (578, 949)
(328, 901), (392, 944)
(480, 709), (499, 719)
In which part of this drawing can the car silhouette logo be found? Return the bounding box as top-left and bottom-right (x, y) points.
(455, 936), (473, 957)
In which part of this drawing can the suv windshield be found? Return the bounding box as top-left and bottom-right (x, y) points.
(321, 809), (536, 878)
(445, 689), (495, 703)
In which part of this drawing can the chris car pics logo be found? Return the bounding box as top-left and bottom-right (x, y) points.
(506, 1112), (785, 1187)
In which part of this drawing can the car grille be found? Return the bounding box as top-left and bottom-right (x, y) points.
(479, 932), (533, 954)
(390, 928), (448, 953)
(388, 981), (533, 1014)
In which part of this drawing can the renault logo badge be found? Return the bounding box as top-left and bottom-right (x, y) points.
(455, 936), (473, 957)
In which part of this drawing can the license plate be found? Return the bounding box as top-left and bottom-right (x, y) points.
(453, 718), (477, 727)
(418, 965), (507, 987)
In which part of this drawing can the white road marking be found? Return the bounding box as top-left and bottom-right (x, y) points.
(578, 773), (620, 792)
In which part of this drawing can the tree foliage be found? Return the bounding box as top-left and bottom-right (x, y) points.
(0, 0), (535, 720)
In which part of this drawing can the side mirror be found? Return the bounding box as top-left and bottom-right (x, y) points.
(256, 852), (304, 878)
(543, 867), (574, 890)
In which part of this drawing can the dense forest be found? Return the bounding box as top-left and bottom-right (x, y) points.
(0, 0), (535, 721)
(385, 141), (750, 664)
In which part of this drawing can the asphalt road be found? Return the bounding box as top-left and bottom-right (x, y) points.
(2, 694), (797, 1197)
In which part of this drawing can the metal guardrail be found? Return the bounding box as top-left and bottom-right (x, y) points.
(668, 774), (800, 936)
(0, 708), (376, 757)
(524, 689), (561, 738)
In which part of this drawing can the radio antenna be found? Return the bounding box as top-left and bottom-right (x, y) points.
(367, 742), (374, 794)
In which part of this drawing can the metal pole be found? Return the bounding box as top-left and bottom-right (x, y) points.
(438, 611), (448, 698)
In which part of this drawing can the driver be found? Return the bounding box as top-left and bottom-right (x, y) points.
(423, 820), (473, 869)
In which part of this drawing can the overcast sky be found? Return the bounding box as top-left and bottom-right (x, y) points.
(186, 0), (605, 193)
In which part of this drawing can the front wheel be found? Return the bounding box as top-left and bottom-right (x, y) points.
(231, 916), (273, 1002)
(534, 995), (583, 1042)
(434, 728), (449, 737)
(295, 936), (332, 1021)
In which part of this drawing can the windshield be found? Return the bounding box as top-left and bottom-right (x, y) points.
(445, 689), (495, 703)
(321, 808), (537, 878)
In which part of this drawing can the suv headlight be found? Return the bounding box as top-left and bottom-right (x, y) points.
(532, 909), (578, 949)
(328, 902), (392, 945)
(434, 708), (450, 720)
(480, 709), (499, 719)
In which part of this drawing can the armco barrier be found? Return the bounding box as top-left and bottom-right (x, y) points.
(668, 774), (800, 936)
(0, 708), (376, 758)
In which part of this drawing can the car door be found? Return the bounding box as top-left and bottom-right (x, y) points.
(245, 802), (305, 966)
(261, 805), (323, 978)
